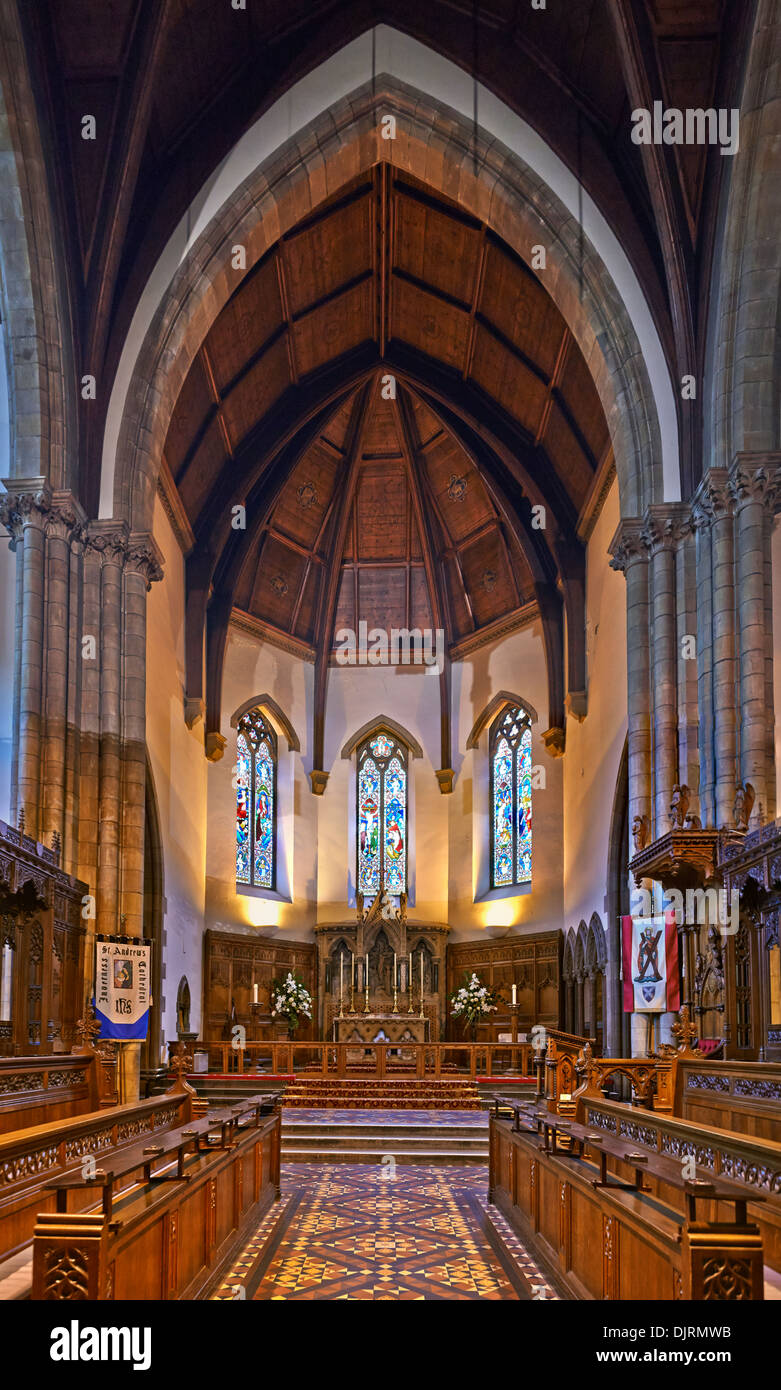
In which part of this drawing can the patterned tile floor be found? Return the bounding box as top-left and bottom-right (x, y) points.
(213, 1163), (559, 1301)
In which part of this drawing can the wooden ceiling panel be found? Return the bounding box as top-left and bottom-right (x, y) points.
(295, 565), (320, 644)
(334, 567), (355, 636)
(479, 245), (563, 381)
(176, 416), (228, 520)
(359, 393), (402, 458)
(358, 566), (407, 633)
(150, 0), (248, 150)
(469, 327), (549, 435)
(390, 278), (471, 372)
(355, 466), (408, 564)
(422, 439), (493, 545)
(543, 404), (597, 510)
(282, 191), (373, 315)
(393, 188), (481, 306)
(410, 566), (434, 631)
(556, 350), (609, 463)
(292, 278), (373, 377)
(249, 536), (306, 629)
(219, 335), (290, 447)
(51, 0), (136, 69)
(273, 446), (340, 549)
(205, 257), (284, 393)
(460, 533), (516, 626)
(165, 354), (215, 478)
(442, 555), (473, 639)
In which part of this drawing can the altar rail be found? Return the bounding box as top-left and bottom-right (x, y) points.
(175, 1040), (538, 1079)
(0, 1089), (190, 1262)
(0, 1051), (115, 1134)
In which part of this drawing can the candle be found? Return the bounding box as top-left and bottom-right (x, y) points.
(511, 984), (517, 1006)
(409, 951), (412, 992)
(340, 951), (344, 1000)
(393, 952), (397, 988)
(253, 982), (258, 1004)
(352, 952), (355, 986)
(420, 952), (424, 997)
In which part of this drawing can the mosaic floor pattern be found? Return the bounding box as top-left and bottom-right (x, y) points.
(214, 1163), (558, 1301)
(281, 1108), (488, 1126)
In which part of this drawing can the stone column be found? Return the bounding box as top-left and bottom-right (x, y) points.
(609, 520), (652, 847)
(730, 457), (777, 825)
(89, 523), (128, 932)
(121, 535), (163, 936)
(643, 508), (685, 835)
(40, 494), (84, 850)
(692, 485), (715, 826)
(675, 521), (700, 814)
(1, 480), (51, 838)
(701, 472), (737, 828)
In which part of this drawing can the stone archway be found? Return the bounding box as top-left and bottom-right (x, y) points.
(107, 72), (669, 537)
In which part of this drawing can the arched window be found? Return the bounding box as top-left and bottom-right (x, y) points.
(357, 731), (408, 895)
(490, 706), (532, 888)
(235, 708), (277, 889)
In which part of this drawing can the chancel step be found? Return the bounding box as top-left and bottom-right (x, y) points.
(282, 1079), (482, 1110)
(281, 1113), (488, 1164)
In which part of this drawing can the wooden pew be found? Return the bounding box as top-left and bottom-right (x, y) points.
(489, 1106), (767, 1299)
(32, 1095), (282, 1299)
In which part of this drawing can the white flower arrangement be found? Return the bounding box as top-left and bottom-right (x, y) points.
(270, 971), (312, 1028)
(450, 971), (498, 1025)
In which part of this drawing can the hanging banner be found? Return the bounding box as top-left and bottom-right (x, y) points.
(622, 911), (680, 1013)
(94, 936), (151, 1041)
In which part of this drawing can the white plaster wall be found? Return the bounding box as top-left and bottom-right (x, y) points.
(562, 480), (627, 932)
(146, 497), (208, 1042)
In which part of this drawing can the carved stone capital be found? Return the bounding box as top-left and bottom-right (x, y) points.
(125, 531), (164, 589)
(608, 518), (646, 572)
(728, 453), (781, 513)
(84, 519), (129, 566)
(46, 490), (87, 544)
(691, 468), (731, 528)
(0, 476), (51, 539)
(641, 503), (691, 555)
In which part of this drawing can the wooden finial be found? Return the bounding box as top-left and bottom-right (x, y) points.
(75, 1002), (102, 1049)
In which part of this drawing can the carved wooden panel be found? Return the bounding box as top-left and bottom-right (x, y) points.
(203, 929), (317, 1046)
(446, 931), (561, 1039)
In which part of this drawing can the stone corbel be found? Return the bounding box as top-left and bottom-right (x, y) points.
(184, 696), (204, 729)
(205, 732), (226, 762)
(542, 726), (565, 758)
(435, 768), (454, 794)
(310, 769), (329, 796)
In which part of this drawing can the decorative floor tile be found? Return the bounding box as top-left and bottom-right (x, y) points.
(216, 1163), (556, 1301)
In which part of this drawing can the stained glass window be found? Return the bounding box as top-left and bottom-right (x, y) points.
(235, 709), (277, 889)
(357, 731), (407, 895)
(490, 707), (532, 888)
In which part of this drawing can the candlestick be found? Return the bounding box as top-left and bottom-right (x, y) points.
(408, 949), (414, 1013)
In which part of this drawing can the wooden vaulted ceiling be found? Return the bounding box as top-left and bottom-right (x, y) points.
(162, 169), (610, 665)
(22, 0), (754, 515)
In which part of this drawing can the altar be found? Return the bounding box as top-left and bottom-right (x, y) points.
(332, 1013), (429, 1044)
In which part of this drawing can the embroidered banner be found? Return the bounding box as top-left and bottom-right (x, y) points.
(622, 912), (680, 1013)
(94, 937), (151, 1040)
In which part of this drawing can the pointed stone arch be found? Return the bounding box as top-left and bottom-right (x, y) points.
(341, 715), (423, 762)
(466, 692), (539, 750)
(230, 694), (300, 751)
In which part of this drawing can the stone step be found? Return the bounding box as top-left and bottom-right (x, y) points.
(282, 1145), (488, 1164)
(282, 1131), (487, 1152)
(282, 1123), (486, 1140)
